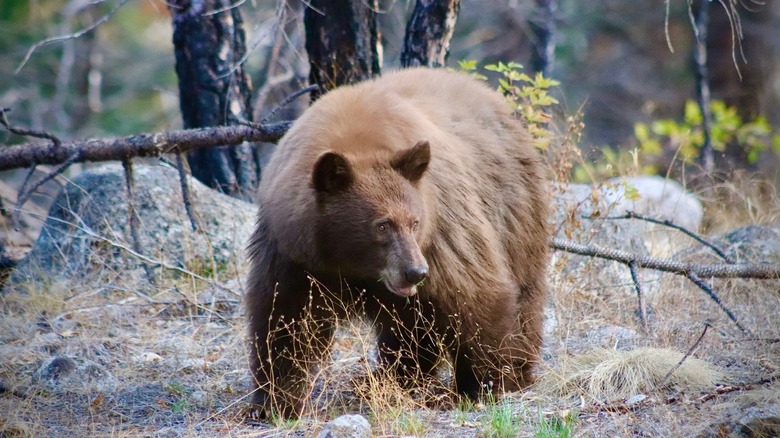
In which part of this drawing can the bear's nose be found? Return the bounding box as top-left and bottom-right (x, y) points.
(405, 266), (429, 285)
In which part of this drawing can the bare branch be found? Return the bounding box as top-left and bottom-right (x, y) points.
(602, 211), (734, 263)
(1, 108), (62, 148)
(174, 151), (199, 232)
(660, 322), (711, 386)
(687, 272), (750, 334)
(15, 0), (131, 74)
(122, 159), (156, 284)
(550, 237), (780, 279)
(13, 154), (79, 229)
(258, 85), (319, 124)
(0, 122), (292, 172)
(628, 261), (648, 332)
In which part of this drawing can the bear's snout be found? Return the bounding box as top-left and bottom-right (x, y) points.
(404, 265), (429, 285)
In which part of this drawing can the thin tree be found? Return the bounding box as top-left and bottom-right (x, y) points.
(169, 0), (258, 200)
(400, 0), (461, 68)
(304, 0), (381, 98)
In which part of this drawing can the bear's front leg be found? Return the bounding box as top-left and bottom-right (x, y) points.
(373, 300), (442, 389)
(246, 237), (335, 419)
(248, 283), (335, 419)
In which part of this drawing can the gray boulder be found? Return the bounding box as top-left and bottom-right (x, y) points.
(4, 163), (254, 293)
(550, 177), (704, 303)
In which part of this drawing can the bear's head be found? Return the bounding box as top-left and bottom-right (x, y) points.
(310, 140), (432, 297)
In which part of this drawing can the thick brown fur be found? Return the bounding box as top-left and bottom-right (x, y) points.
(246, 67), (550, 418)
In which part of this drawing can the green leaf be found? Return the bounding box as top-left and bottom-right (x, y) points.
(634, 123), (650, 142)
(623, 182), (641, 201)
(457, 59), (478, 71)
(684, 100), (702, 125)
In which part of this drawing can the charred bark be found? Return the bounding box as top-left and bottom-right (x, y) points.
(169, 0), (257, 200)
(693, 0), (715, 174)
(529, 0), (556, 75)
(400, 0), (461, 68)
(304, 0), (381, 98)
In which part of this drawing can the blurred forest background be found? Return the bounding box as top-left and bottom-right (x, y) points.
(1, 0), (779, 180)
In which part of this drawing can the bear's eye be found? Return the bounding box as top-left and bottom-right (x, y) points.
(377, 222), (389, 233)
(412, 220), (419, 230)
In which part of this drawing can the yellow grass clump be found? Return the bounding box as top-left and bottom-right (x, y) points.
(538, 347), (726, 401)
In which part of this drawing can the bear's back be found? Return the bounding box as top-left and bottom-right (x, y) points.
(258, 68), (548, 289)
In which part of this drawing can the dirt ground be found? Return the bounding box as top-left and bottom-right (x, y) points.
(1, 169), (779, 437)
(1, 230), (778, 438)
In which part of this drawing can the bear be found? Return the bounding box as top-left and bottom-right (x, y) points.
(246, 67), (550, 418)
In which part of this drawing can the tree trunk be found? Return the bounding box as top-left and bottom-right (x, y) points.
(400, 0), (461, 68)
(529, 0), (556, 75)
(304, 0), (381, 98)
(693, 0), (715, 174)
(169, 0), (257, 200)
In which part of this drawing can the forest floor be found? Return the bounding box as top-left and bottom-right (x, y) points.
(1, 183), (779, 437)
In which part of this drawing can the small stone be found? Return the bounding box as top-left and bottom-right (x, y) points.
(133, 352), (163, 363)
(317, 414), (372, 438)
(625, 394), (647, 406)
(31, 355), (117, 393)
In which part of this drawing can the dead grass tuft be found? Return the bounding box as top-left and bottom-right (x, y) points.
(537, 347), (726, 401)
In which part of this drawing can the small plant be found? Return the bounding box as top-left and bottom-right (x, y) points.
(458, 60), (560, 149)
(269, 413), (299, 430)
(535, 411), (577, 438)
(455, 398), (476, 425)
(634, 99), (780, 164)
(169, 398), (190, 414)
(480, 398), (522, 438)
(396, 411), (426, 436)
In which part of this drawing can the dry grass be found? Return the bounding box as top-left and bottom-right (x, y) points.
(2, 173), (780, 437)
(537, 347), (726, 401)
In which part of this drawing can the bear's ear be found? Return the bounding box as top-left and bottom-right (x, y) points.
(312, 151), (354, 194)
(392, 140), (430, 183)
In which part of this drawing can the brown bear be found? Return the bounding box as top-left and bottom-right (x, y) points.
(246, 67), (550, 418)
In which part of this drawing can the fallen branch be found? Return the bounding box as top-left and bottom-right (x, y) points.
(550, 237), (780, 279)
(0, 122), (291, 172)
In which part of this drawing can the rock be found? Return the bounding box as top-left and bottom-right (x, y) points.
(317, 414), (372, 438)
(608, 176), (703, 232)
(550, 177), (703, 301)
(3, 163), (255, 293)
(31, 355), (117, 393)
(133, 352), (163, 364)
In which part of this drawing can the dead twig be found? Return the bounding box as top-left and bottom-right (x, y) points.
(628, 261), (648, 332)
(660, 322), (711, 386)
(15, 0), (131, 74)
(255, 84), (320, 125)
(122, 158), (156, 284)
(174, 150), (199, 232)
(0, 108), (63, 148)
(551, 237), (776, 334)
(12, 154), (79, 230)
(687, 272), (750, 334)
(603, 210), (734, 263)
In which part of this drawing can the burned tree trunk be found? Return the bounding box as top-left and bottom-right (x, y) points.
(529, 0), (556, 75)
(169, 0), (257, 200)
(304, 0), (381, 98)
(400, 0), (461, 68)
(693, 0), (715, 174)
